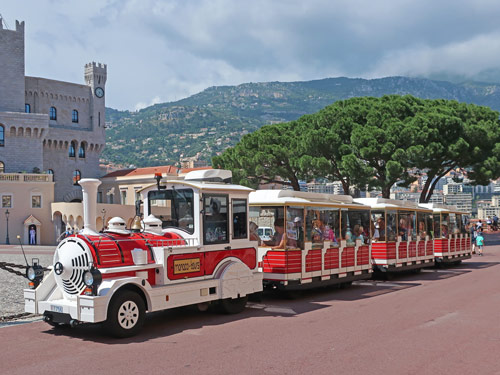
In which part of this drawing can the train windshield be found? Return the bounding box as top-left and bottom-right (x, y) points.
(148, 188), (195, 234)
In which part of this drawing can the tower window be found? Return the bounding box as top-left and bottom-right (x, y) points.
(0, 125), (4, 147)
(72, 110), (79, 123)
(0, 161), (4, 173)
(69, 141), (76, 157)
(49, 107), (57, 120)
(25, 104), (31, 113)
(73, 170), (81, 185)
(78, 144), (85, 158)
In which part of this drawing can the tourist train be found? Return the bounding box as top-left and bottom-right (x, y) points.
(24, 170), (472, 337)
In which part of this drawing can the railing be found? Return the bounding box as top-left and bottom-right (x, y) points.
(82, 235), (200, 248)
(0, 173), (53, 182)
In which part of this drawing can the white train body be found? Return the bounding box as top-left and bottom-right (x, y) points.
(24, 171), (262, 337)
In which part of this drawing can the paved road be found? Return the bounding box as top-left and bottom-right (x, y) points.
(1, 235), (500, 375)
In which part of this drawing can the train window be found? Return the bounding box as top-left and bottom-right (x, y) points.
(449, 213), (458, 234)
(398, 211), (416, 241)
(305, 207), (340, 248)
(249, 206), (284, 247)
(285, 207), (304, 249)
(433, 214), (441, 238)
(232, 199), (247, 239)
(417, 212), (428, 239)
(341, 209), (370, 245)
(148, 188), (194, 234)
(203, 194), (229, 245)
(425, 213), (434, 239)
(441, 213), (450, 238)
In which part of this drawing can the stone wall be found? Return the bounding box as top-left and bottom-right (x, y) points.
(0, 21), (25, 112)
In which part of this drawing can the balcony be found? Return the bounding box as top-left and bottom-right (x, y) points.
(0, 173), (53, 182)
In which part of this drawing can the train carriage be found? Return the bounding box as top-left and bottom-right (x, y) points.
(354, 198), (435, 273)
(24, 170), (262, 337)
(249, 190), (372, 290)
(419, 203), (472, 264)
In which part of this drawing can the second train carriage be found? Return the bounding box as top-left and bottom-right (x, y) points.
(354, 198), (435, 273)
(249, 190), (373, 290)
(419, 203), (472, 264)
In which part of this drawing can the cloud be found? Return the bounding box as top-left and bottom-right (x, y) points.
(134, 96), (162, 111)
(3, 0), (500, 109)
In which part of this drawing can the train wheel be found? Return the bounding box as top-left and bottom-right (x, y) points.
(219, 296), (248, 314)
(105, 291), (145, 338)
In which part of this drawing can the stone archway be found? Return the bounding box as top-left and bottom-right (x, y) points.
(23, 215), (41, 245)
(63, 189), (83, 203)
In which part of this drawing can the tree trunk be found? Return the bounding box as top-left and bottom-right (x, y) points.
(382, 186), (391, 199)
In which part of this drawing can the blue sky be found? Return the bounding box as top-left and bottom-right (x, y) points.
(2, 0), (500, 110)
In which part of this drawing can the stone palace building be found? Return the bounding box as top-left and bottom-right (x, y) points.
(0, 19), (108, 244)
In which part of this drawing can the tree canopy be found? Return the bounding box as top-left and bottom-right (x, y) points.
(213, 95), (500, 201)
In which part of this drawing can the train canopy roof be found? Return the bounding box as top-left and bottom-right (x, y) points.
(355, 198), (432, 212)
(249, 189), (367, 208)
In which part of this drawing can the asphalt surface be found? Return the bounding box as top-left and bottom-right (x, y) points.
(1, 234), (500, 375)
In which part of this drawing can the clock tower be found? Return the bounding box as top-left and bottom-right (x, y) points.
(84, 62), (107, 133)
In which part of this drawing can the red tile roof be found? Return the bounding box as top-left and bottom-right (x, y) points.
(102, 165), (179, 178)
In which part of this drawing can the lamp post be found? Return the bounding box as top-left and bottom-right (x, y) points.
(5, 209), (10, 245)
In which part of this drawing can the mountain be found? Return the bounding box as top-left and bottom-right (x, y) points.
(103, 76), (500, 168)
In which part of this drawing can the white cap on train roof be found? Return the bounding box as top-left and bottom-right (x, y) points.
(143, 214), (163, 234)
(106, 217), (129, 234)
(184, 169), (232, 183)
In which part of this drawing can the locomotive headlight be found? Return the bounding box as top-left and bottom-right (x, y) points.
(83, 271), (94, 286)
(83, 267), (102, 287)
(26, 264), (44, 288)
(26, 266), (36, 281)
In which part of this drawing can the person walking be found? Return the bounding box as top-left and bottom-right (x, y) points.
(476, 229), (485, 256)
(470, 224), (477, 254)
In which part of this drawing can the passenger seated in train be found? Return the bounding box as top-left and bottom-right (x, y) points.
(286, 216), (304, 249)
(324, 224), (338, 246)
(353, 224), (365, 244)
(398, 218), (408, 241)
(311, 227), (324, 249)
(373, 218), (386, 241)
(441, 224), (449, 238)
(264, 219), (285, 249)
(418, 221), (427, 238)
(249, 222), (261, 245)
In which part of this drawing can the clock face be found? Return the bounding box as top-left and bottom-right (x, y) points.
(95, 87), (104, 98)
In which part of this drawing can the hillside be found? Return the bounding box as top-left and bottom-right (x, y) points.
(103, 76), (500, 168)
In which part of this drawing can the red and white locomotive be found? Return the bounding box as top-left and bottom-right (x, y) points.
(24, 170), (262, 337)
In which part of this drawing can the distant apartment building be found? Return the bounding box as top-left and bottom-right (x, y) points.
(306, 181), (344, 195)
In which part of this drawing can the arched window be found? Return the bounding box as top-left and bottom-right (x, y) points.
(47, 169), (54, 180)
(69, 141), (76, 157)
(78, 144), (85, 158)
(49, 107), (57, 120)
(73, 170), (81, 185)
(0, 125), (4, 146)
(72, 110), (79, 123)
(0, 161), (4, 173)
(25, 104), (31, 113)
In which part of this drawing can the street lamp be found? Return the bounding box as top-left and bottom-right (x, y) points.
(5, 209), (10, 245)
